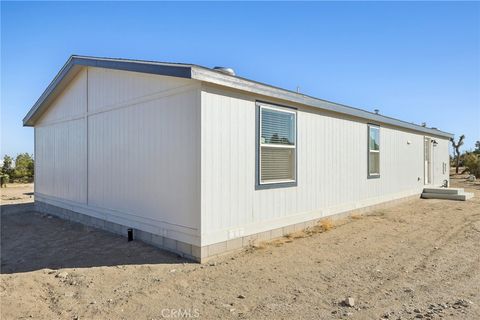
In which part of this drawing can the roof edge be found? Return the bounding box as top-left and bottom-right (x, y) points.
(23, 56), (75, 126)
(23, 55), (193, 126)
(23, 55), (454, 140)
(191, 66), (454, 139)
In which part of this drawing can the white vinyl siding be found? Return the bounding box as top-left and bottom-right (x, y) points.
(200, 85), (451, 245)
(32, 66), (453, 249)
(35, 67), (201, 246)
(258, 103), (296, 185)
(368, 125), (380, 177)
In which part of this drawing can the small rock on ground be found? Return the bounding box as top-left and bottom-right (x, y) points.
(344, 297), (355, 307)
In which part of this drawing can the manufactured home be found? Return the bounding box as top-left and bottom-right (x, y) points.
(24, 56), (452, 261)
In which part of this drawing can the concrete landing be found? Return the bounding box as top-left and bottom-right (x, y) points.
(421, 187), (474, 201)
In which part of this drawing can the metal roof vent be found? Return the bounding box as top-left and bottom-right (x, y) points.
(213, 66), (235, 76)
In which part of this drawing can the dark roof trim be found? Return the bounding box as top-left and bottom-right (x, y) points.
(23, 56), (192, 126)
(191, 67), (453, 139)
(23, 55), (454, 139)
(75, 56), (192, 78)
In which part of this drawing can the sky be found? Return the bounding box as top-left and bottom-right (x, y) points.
(1, 1), (479, 158)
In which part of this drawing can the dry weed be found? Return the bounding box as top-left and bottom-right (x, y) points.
(251, 219), (336, 251)
(251, 241), (267, 250)
(369, 211), (386, 217)
(320, 218), (334, 231)
(306, 225), (324, 234)
(285, 231), (308, 239)
(270, 238), (288, 247)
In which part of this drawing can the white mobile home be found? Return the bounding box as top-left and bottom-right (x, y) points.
(24, 56), (452, 261)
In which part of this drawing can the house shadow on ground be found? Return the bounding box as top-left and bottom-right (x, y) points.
(1, 204), (191, 274)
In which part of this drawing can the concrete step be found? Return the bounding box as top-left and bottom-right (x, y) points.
(421, 192), (474, 201)
(423, 187), (464, 195)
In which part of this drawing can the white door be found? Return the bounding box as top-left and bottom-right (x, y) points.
(424, 137), (432, 185)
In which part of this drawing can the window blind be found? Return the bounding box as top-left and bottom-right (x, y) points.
(261, 147), (295, 181)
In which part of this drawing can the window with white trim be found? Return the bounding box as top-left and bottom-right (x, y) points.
(368, 125), (380, 177)
(258, 103), (297, 186)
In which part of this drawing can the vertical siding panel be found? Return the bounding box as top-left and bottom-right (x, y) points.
(212, 93), (220, 231)
(320, 116), (326, 210)
(306, 114), (313, 211)
(325, 118), (331, 208)
(201, 91), (208, 233)
(237, 98), (244, 227)
(36, 118), (86, 203)
(87, 86), (200, 230)
(232, 97), (240, 228)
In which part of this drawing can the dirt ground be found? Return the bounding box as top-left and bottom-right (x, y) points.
(1, 178), (479, 320)
(0, 183), (34, 205)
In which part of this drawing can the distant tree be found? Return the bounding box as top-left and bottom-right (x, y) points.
(0, 173), (8, 187)
(1, 155), (14, 177)
(474, 140), (480, 155)
(13, 153), (34, 182)
(450, 135), (465, 174)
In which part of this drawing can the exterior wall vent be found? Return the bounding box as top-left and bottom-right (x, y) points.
(213, 66), (236, 76)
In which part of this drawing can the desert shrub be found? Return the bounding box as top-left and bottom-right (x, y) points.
(463, 153), (480, 178)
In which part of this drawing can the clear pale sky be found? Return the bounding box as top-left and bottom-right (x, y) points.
(1, 1), (479, 158)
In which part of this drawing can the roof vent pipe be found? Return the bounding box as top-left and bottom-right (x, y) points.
(213, 66), (236, 76)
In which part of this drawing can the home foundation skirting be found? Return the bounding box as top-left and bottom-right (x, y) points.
(35, 193), (420, 263)
(34, 201), (201, 261)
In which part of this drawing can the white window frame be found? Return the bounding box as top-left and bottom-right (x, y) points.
(368, 124), (380, 178)
(257, 103), (297, 187)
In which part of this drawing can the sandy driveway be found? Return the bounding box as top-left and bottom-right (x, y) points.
(1, 179), (479, 319)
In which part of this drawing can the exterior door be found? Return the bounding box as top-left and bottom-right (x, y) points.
(424, 137), (432, 185)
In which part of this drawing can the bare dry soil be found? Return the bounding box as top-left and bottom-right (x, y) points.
(1, 179), (479, 319)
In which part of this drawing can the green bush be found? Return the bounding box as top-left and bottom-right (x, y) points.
(464, 153), (480, 178)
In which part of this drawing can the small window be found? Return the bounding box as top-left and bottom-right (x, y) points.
(368, 124), (380, 178)
(257, 103), (296, 187)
